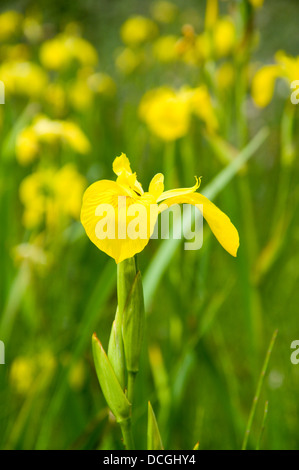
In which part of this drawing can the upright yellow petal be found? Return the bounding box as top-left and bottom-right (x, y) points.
(80, 180), (157, 263)
(113, 153), (144, 196)
(159, 192), (239, 257)
(113, 153), (132, 176)
(148, 173), (164, 200)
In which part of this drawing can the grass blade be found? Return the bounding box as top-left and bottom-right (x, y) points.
(147, 401), (164, 450)
(242, 329), (278, 450)
(256, 400), (269, 450)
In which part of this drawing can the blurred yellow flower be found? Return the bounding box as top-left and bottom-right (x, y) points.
(68, 70), (116, 110)
(120, 16), (158, 46)
(61, 121), (91, 154)
(23, 15), (44, 43)
(13, 241), (49, 268)
(68, 77), (93, 111)
(44, 83), (67, 116)
(213, 17), (236, 57)
(16, 127), (39, 165)
(176, 15), (236, 64)
(0, 10), (23, 41)
(20, 164), (86, 230)
(194, 33), (212, 62)
(190, 85), (218, 132)
(68, 360), (86, 391)
(9, 351), (56, 395)
(252, 51), (299, 107)
(80, 153), (239, 263)
(16, 115), (90, 165)
(275, 50), (299, 84)
(205, 0), (218, 30)
(150, 1), (178, 24)
(10, 356), (36, 394)
(251, 65), (279, 108)
(249, 0), (264, 8)
(139, 87), (191, 141)
(152, 35), (179, 63)
(0, 61), (48, 98)
(39, 33), (98, 70)
(115, 47), (144, 75)
(139, 85), (218, 140)
(175, 24), (197, 65)
(87, 72), (116, 98)
(0, 44), (30, 61)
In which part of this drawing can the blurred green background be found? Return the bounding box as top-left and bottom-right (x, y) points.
(0, 0), (299, 450)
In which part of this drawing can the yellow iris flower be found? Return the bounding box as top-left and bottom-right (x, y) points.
(81, 154), (239, 263)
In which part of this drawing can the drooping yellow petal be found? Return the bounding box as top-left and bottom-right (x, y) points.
(158, 192), (239, 257)
(80, 180), (158, 263)
(157, 177), (200, 202)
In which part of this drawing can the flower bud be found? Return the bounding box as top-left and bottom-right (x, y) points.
(92, 333), (131, 423)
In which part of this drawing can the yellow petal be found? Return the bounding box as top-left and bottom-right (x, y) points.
(149, 173), (164, 200)
(157, 177), (200, 203)
(113, 153), (144, 195)
(113, 153), (132, 176)
(159, 192), (239, 257)
(80, 180), (158, 263)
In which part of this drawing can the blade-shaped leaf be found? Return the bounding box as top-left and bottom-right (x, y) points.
(92, 333), (131, 423)
(147, 401), (164, 450)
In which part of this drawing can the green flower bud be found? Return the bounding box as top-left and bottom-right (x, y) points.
(92, 333), (131, 423)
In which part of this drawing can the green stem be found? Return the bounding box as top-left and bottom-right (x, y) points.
(119, 417), (135, 450)
(256, 400), (269, 450)
(127, 371), (137, 405)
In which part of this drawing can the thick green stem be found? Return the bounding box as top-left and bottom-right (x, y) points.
(119, 417), (135, 450)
